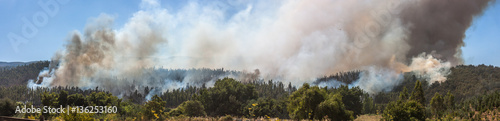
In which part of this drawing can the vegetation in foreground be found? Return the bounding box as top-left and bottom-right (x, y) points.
(0, 61), (499, 120)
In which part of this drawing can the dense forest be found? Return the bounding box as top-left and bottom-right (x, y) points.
(0, 62), (499, 120)
(0, 61), (49, 86)
(314, 70), (361, 85)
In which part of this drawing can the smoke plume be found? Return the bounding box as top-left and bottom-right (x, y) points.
(31, 0), (495, 95)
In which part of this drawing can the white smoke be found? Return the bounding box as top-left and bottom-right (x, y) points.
(354, 67), (404, 94)
(28, 69), (54, 89)
(408, 53), (452, 84)
(29, 0), (493, 95)
(317, 79), (348, 89)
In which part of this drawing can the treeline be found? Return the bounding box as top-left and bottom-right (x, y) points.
(315, 70), (361, 85)
(139, 79), (297, 108)
(381, 80), (500, 120)
(0, 77), (499, 120)
(0, 61), (49, 86)
(0, 78), (374, 120)
(0, 86), (122, 120)
(155, 78), (374, 120)
(428, 64), (500, 103)
(136, 67), (259, 86)
(0, 85), (110, 107)
(1, 62), (499, 120)
(374, 64), (500, 120)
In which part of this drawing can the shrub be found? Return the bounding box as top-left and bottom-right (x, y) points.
(0, 98), (16, 116)
(178, 100), (206, 117)
(220, 115), (233, 121)
(382, 100), (425, 121)
(315, 94), (354, 121)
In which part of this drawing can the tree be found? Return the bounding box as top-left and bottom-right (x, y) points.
(58, 90), (68, 106)
(41, 91), (58, 107)
(41, 91), (58, 118)
(444, 91), (454, 110)
(362, 94), (375, 114)
(287, 83), (327, 120)
(430, 92), (445, 118)
(245, 97), (288, 118)
(177, 100), (206, 117)
(0, 98), (16, 116)
(382, 100), (425, 121)
(315, 94), (354, 121)
(197, 78), (257, 116)
(87, 92), (106, 106)
(68, 93), (86, 106)
(144, 95), (166, 120)
(410, 80), (425, 106)
(337, 85), (363, 117)
(399, 87), (409, 101)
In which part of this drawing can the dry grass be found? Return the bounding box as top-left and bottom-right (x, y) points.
(475, 108), (500, 121)
(166, 116), (285, 121)
(354, 114), (382, 121)
(154, 114), (385, 121)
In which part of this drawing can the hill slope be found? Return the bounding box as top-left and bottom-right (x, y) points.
(0, 61), (49, 87)
(382, 64), (500, 104)
(0, 61), (37, 68)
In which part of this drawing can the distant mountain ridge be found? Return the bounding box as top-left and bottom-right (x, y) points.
(0, 61), (50, 87)
(0, 61), (37, 68)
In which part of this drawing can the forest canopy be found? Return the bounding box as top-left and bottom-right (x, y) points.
(0, 63), (499, 120)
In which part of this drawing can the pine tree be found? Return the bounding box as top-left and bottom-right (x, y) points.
(444, 91), (454, 110)
(58, 90), (68, 106)
(399, 87), (409, 101)
(410, 80), (425, 106)
(430, 92), (444, 118)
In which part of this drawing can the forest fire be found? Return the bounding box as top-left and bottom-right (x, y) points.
(1, 0), (498, 120)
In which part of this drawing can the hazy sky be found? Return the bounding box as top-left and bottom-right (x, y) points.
(0, 0), (499, 66)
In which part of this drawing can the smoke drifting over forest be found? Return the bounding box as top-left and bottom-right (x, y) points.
(30, 0), (495, 95)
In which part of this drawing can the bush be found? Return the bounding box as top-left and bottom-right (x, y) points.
(197, 78), (257, 116)
(177, 100), (206, 117)
(336, 85), (363, 117)
(0, 98), (16, 116)
(144, 95), (166, 120)
(245, 97), (288, 118)
(59, 111), (94, 121)
(315, 94), (354, 121)
(382, 100), (425, 121)
(287, 83), (327, 120)
(168, 108), (183, 117)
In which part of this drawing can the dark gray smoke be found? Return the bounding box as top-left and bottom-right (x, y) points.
(401, 0), (494, 65)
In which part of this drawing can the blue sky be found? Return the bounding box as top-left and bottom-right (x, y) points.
(0, 0), (499, 67)
(462, 1), (500, 66)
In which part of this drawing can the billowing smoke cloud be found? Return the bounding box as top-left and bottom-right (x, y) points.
(354, 67), (404, 93)
(32, 11), (171, 95)
(31, 0), (495, 96)
(408, 53), (452, 84)
(401, 0), (493, 65)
